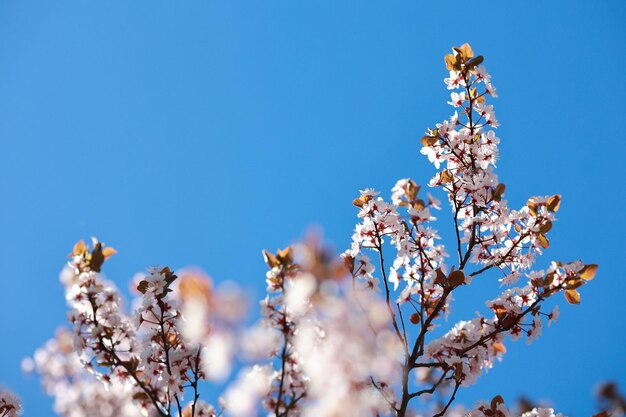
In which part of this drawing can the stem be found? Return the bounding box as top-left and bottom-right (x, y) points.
(433, 380), (461, 417)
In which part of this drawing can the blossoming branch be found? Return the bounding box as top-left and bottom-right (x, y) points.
(1, 44), (600, 417)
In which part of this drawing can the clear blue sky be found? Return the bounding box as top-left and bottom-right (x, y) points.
(1, 1), (624, 416)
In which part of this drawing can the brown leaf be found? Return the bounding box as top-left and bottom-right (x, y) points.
(102, 247), (117, 259)
(448, 270), (465, 287)
(492, 183), (506, 201)
(411, 199), (426, 211)
(137, 280), (149, 294)
(409, 312), (421, 325)
(434, 268), (447, 285)
(564, 289), (580, 304)
(539, 220), (552, 234)
(579, 264), (598, 281)
(566, 277), (585, 290)
(178, 271), (213, 303)
(353, 193), (374, 208)
(547, 194), (561, 212)
(537, 234), (549, 249)
(527, 199), (538, 217)
(492, 304), (508, 320)
(276, 247), (294, 265)
(440, 170), (454, 184)
(491, 395), (505, 412)
(132, 392), (150, 401)
(405, 179), (419, 200)
(444, 53), (457, 71)
(421, 135), (438, 147)
(453, 362), (464, 381)
(530, 277), (544, 287)
(160, 266), (177, 285)
(89, 243), (106, 272)
(458, 43), (474, 60)
(467, 55), (484, 70)
(343, 255), (355, 274)
(492, 341), (507, 354)
(263, 250), (279, 269)
(71, 240), (86, 257)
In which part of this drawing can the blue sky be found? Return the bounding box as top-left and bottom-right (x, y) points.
(1, 1), (625, 416)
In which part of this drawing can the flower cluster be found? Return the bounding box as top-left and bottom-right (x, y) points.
(343, 44), (595, 415)
(175, 268), (245, 382)
(62, 240), (145, 398)
(28, 239), (220, 417)
(253, 246), (307, 417)
(134, 266), (201, 414)
(23, 327), (140, 417)
(466, 395), (564, 417)
(423, 259), (595, 387)
(287, 238), (402, 417)
(421, 44), (566, 285)
(0, 387), (21, 417)
(347, 182), (450, 313)
(20, 44), (596, 417)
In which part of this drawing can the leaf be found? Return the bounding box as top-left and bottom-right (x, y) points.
(353, 193), (373, 208)
(421, 135), (438, 146)
(102, 247), (117, 259)
(121, 358), (139, 372)
(411, 199), (426, 211)
(448, 270), (465, 287)
(491, 395), (505, 412)
(160, 266), (177, 285)
(492, 342), (506, 354)
(566, 277), (585, 290)
(89, 243), (106, 272)
(453, 362), (464, 381)
(492, 304), (508, 320)
(263, 250), (279, 268)
(539, 220), (552, 234)
(132, 392), (150, 401)
(439, 170), (454, 184)
(353, 196), (366, 208)
(530, 278), (544, 287)
(458, 43), (474, 60)
(537, 234), (549, 249)
(527, 199), (538, 217)
(466, 55), (484, 70)
(434, 268), (447, 285)
(343, 255), (355, 274)
(444, 53), (457, 71)
(564, 289), (580, 304)
(579, 264), (598, 281)
(492, 183), (506, 201)
(276, 247), (294, 265)
(137, 280), (149, 294)
(547, 194), (562, 212)
(405, 179), (419, 200)
(72, 240), (86, 257)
